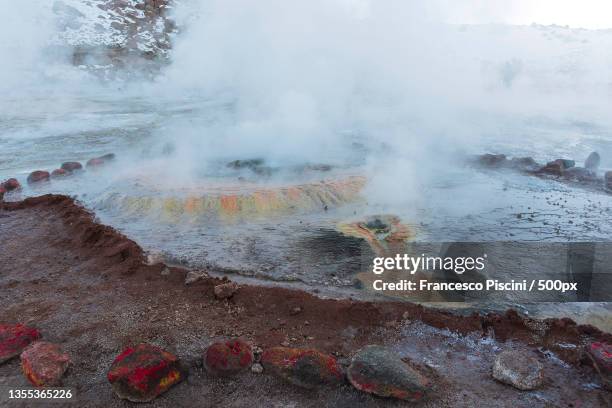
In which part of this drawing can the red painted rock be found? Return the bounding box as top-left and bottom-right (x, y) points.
(21, 341), (70, 387)
(588, 342), (611, 375)
(60, 162), (83, 172)
(347, 345), (432, 401)
(51, 169), (69, 178)
(204, 339), (253, 376)
(261, 347), (344, 389)
(214, 282), (238, 299)
(0, 324), (41, 364)
(1, 178), (21, 191)
(107, 343), (183, 402)
(86, 153), (116, 168)
(27, 171), (50, 184)
(0, 186), (5, 201)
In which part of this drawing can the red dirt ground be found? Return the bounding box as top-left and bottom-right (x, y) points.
(0, 195), (610, 407)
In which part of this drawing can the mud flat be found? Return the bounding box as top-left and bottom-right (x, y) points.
(0, 195), (610, 407)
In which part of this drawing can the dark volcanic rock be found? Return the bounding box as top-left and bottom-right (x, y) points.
(21, 341), (71, 387)
(226, 159), (274, 176)
(509, 156), (539, 171)
(585, 152), (601, 172)
(27, 171), (51, 184)
(563, 167), (597, 182)
(492, 350), (543, 390)
(261, 347), (344, 389)
(204, 339), (254, 376)
(61, 162), (83, 172)
(477, 153), (508, 167)
(0, 324), (42, 364)
(347, 345), (432, 401)
(1, 178), (21, 191)
(537, 160), (564, 176)
(588, 342), (611, 375)
(107, 343), (184, 403)
(214, 282), (238, 300)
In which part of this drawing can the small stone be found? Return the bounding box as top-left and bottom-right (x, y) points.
(280, 341), (290, 347)
(251, 363), (264, 374)
(107, 343), (183, 403)
(145, 251), (165, 266)
(1, 178), (21, 191)
(588, 342), (611, 375)
(87, 153), (115, 168)
(537, 161), (564, 176)
(0, 324), (41, 364)
(347, 345), (432, 402)
(51, 169), (69, 178)
(261, 347), (344, 389)
(60, 162), (83, 172)
(204, 339), (253, 376)
(290, 306), (302, 315)
(185, 270), (208, 285)
(214, 282), (238, 300)
(161, 267), (170, 276)
(492, 350), (543, 390)
(20, 341), (70, 387)
(510, 156), (538, 171)
(585, 152), (601, 172)
(27, 171), (50, 184)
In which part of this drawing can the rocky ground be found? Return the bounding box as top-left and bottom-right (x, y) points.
(0, 195), (610, 407)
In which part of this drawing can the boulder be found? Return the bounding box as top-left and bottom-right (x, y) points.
(492, 350), (543, 390)
(347, 345), (432, 401)
(204, 339), (253, 376)
(27, 171), (50, 184)
(0, 324), (42, 364)
(60, 162), (83, 172)
(585, 152), (601, 172)
(21, 341), (70, 387)
(261, 347), (344, 389)
(214, 282), (238, 300)
(51, 169), (70, 178)
(1, 178), (21, 191)
(107, 343), (184, 402)
(588, 342), (611, 375)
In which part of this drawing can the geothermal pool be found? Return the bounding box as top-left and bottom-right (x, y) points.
(2, 2), (612, 328)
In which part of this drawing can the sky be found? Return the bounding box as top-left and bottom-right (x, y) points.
(436, 0), (612, 29)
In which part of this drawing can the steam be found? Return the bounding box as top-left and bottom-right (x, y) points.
(153, 0), (612, 213)
(2, 0), (612, 218)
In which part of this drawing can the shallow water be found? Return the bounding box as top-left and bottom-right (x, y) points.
(2, 9), (612, 327)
